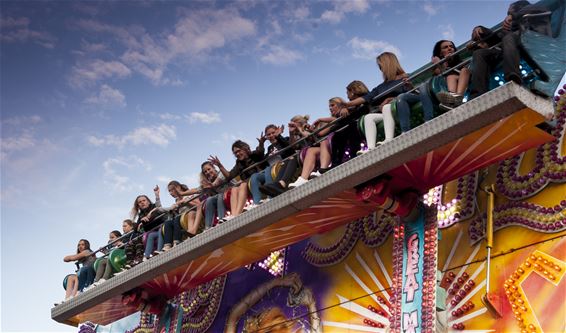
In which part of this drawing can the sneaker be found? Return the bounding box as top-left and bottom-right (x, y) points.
(83, 284), (95, 292)
(173, 240), (181, 247)
(437, 90), (463, 107)
(288, 177), (308, 188)
(356, 149), (368, 156)
(377, 139), (392, 145)
(97, 278), (106, 284)
(162, 244), (172, 252)
(243, 203), (259, 211)
(259, 198), (270, 204)
(124, 264), (132, 269)
(439, 103), (454, 112)
(309, 171), (322, 178)
(142, 257), (149, 262)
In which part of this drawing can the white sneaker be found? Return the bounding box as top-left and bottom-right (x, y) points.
(289, 177), (308, 188)
(377, 139), (392, 145)
(310, 171), (322, 178)
(142, 257), (149, 262)
(244, 203), (259, 211)
(259, 198), (270, 204)
(83, 284), (95, 292)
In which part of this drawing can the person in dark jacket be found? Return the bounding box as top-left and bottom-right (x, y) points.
(469, 0), (549, 99)
(209, 140), (266, 218)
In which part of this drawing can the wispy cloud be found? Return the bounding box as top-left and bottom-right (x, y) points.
(73, 8), (256, 86)
(348, 37), (402, 60)
(88, 124), (176, 148)
(70, 59), (131, 87)
(438, 24), (455, 40)
(84, 84), (126, 108)
(188, 112), (221, 124)
(2, 115), (42, 127)
(0, 16), (57, 48)
(320, 0), (370, 24)
(260, 45), (303, 65)
(102, 155), (151, 192)
(422, 2), (439, 17)
(1, 115), (43, 158)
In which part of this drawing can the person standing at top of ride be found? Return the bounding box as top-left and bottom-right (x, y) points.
(344, 52), (410, 146)
(131, 186), (163, 264)
(288, 97), (344, 188)
(63, 239), (96, 292)
(248, 124), (290, 207)
(433, 40), (471, 109)
(160, 180), (201, 251)
(91, 230), (122, 287)
(209, 140), (266, 217)
(469, 0), (549, 99)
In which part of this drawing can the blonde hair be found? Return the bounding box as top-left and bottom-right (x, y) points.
(290, 115), (310, 125)
(376, 52), (406, 82)
(329, 97), (345, 105)
(346, 80), (369, 99)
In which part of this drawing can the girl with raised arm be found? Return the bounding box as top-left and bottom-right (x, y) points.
(208, 140), (266, 218)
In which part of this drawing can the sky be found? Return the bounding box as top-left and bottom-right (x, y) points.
(0, 0), (516, 331)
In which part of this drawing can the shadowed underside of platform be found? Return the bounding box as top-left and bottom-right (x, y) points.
(52, 83), (555, 326)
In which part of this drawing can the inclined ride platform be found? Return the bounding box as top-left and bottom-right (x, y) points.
(51, 83), (555, 326)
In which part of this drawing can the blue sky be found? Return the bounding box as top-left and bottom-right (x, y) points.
(1, 1), (514, 331)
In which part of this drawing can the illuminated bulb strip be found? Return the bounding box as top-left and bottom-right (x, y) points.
(504, 250), (566, 332)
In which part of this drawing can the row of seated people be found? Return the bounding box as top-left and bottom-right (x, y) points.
(58, 0), (562, 305)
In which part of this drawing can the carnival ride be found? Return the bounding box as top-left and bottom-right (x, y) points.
(52, 0), (566, 331)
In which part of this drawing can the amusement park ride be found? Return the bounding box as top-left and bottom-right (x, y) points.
(53, 0), (566, 332)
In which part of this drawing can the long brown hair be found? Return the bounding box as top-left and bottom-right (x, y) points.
(76, 239), (91, 254)
(377, 52), (406, 82)
(130, 195), (153, 220)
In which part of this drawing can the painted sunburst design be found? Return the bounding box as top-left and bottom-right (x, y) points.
(323, 250), (393, 333)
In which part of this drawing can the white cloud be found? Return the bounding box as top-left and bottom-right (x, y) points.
(320, 0), (370, 24)
(188, 112), (221, 124)
(102, 155), (151, 192)
(438, 24), (455, 40)
(260, 45), (303, 65)
(158, 112), (183, 120)
(292, 6), (310, 21)
(73, 8), (256, 86)
(348, 37), (402, 60)
(88, 124), (176, 148)
(0, 132), (36, 152)
(70, 59), (131, 87)
(84, 84), (126, 108)
(0, 16), (57, 48)
(423, 2), (439, 16)
(2, 115), (41, 127)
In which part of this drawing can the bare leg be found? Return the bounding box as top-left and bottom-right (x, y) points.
(65, 275), (78, 299)
(186, 211), (199, 235)
(233, 182), (248, 216)
(194, 203), (204, 232)
(300, 147), (320, 179)
(446, 74), (458, 93)
(319, 140), (332, 168)
(229, 187), (238, 216)
(457, 68), (470, 95)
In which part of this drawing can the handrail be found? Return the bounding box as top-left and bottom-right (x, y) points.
(71, 26), (506, 265)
